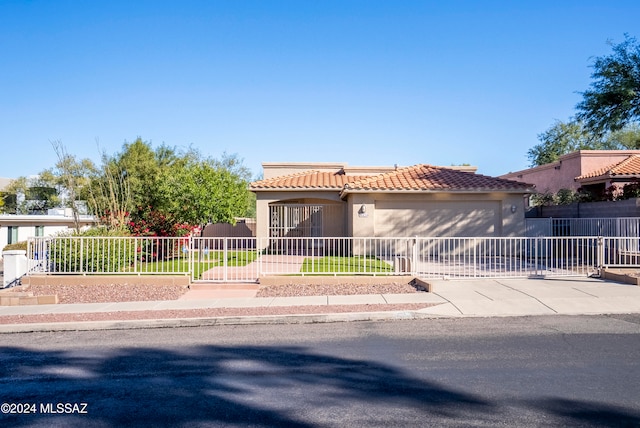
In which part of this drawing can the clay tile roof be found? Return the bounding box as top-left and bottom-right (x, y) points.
(250, 164), (534, 194)
(249, 170), (371, 190)
(342, 164), (534, 193)
(576, 155), (640, 180)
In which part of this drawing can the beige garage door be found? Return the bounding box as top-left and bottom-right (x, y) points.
(374, 200), (501, 237)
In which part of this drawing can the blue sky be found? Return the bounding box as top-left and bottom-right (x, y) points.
(1, 0), (638, 180)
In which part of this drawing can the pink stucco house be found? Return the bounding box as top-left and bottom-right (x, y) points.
(499, 150), (640, 197)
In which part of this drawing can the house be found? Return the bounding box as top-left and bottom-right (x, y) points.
(499, 150), (640, 196)
(250, 162), (535, 239)
(0, 208), (96, 254)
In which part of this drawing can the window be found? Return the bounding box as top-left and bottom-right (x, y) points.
(7, 226), (18, 245)
(35, 226), (45, 237)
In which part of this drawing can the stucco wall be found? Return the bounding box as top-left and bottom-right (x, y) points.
(254, 191), (345, 239)
(500, 150), (640, 194)
(347, 193), (526, 237)
(256, 191), (528, 239)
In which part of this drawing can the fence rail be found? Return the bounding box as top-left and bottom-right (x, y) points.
(26, 235), (640, 282)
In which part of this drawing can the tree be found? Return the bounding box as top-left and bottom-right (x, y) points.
(86, 138), (254, 236)
(50, 141), (95, 232)
(576, 34), (640, 135)
(86, 150), (131, 230)
(86, 138), (181, 231)
(5, 173), (61, 215)
(527, 119), (619, 166)
(159, 157), (251, 229)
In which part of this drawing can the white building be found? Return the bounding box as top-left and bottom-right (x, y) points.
(0, 208), (96, 256)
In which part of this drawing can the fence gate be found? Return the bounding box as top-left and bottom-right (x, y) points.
(190, 237), (259, 282)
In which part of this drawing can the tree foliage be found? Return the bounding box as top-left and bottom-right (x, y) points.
(86, 138), (253, 236)
(576, 34), (640, 135)
(158, 153), (251, 228)
(526, 119), (639, 166)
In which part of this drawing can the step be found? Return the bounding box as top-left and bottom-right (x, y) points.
(189, 283), (260, 291)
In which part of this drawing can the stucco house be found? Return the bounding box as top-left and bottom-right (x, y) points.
(250, 162), (535, 239)
(500, 150), (640, 197)
(0, 208), (96, 254)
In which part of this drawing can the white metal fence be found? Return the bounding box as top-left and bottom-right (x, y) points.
(26, 235), (640, 282)
(27, 236), (192, 275)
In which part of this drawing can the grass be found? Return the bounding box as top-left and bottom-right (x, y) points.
(301, 255), (394, 274)
(129, 250), (259, 278)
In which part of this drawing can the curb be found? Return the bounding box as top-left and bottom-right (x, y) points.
(0, 310), (447, 334)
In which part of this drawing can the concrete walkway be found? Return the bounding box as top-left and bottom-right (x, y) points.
(1, 277), (639, 332)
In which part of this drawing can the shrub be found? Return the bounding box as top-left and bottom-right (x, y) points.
(48, 227), (136, 273)
(3, 241), (27, 252)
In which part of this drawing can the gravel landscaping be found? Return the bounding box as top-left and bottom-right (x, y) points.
(0, 279), (435, 326)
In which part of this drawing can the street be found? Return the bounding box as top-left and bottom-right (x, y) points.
(1, 315), (640, 427)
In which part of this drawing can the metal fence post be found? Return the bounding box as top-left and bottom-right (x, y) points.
(411, 236), (417, 276)
(80, 237), (84, 274)
(597, 236), (604, 274)
(223, 238), (228, 282)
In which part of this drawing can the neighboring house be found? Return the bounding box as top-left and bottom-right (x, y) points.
(250, 162), (534, 239)
(0, 208), (96, 254)
(500, 150), (640, 196)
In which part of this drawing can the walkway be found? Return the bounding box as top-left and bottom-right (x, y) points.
(199, 255), (307, 282)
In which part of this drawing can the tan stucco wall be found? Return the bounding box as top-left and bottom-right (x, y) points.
(254, 191), (345, 239)
(256, 190), (527, 239)
(347, 192), (526, 237)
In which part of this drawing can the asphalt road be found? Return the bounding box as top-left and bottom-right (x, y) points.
(1, 315), (640, 427)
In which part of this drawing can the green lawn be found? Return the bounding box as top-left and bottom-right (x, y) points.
(301, 256), (394, 274)
(130, 250), (258, 278)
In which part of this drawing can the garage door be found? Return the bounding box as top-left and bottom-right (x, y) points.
(374, 200), (501, 237)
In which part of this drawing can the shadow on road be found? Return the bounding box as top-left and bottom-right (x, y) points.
(2, 344), (489, 426)
(0, 344), (638, 426)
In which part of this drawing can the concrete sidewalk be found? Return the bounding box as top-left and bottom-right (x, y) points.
(1, 277), (639, 332)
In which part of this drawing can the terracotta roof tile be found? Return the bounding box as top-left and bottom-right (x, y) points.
(343, 164), (533, 193)
(576, 155), (640, 180)
(250, 170), (370, 190)
(251, 164), (534, 194)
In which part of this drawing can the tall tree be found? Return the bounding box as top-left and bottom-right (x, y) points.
(576, 34), (640, 135)
(159, 157), (251, 229)
(87, 138), (253, 235)
(51, 141), (94, 232)
(527, 119), (621, 166)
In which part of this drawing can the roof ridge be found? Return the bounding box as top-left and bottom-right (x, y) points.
(345, 164), (432, 188)
(251, 169), (323, 185)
